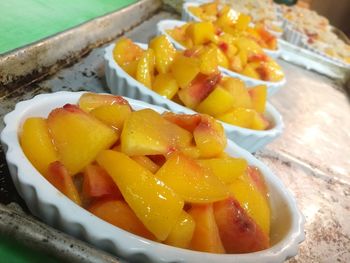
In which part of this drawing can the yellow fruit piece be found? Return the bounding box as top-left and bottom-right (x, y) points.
(90, 104), (131, 132)
(217, 108), (254, 128)
(156, 152), (229, 203)
(193, 115), (227, 158)
(229, 55), (243, 73)
(199, 47), (219, 75)
(251, 112), (269, 130)
(196, 86), (234, 117)
(20, 117), (58, 176)
(121, 60), (139, 78)
(235, 13), (251, 31)
(185, 22), (215, 46)
(188, 6), (204, 19)
(242, 63), (260, 80)
(131, 155), (160, 174)
(201, 2), (218, 17)
(197, 157), (248, 184)
(234, 37), (263, 56)
(97, 150), (184, 241)
(136, 49), (155, 89)
(113, 38), (144, 66)
(264, 60), (284, 81)
(221, 78), (252, 108)
(249, 85), (267, 113)
(171, 55), (200, 88)
(78, 93), (130, 113)
(47, 105), (118, 175)
(152, 73), (179, 99)
(215, 8), (238, 28)
(229, 173), (270, 236)
(238, 49), (248, 68)
(164, 210), (195, 249)
(210, 44), (229, 68)
(121, 109), (192, 156)
(149, 35), (177, 74)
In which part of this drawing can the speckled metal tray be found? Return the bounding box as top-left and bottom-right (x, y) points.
(0, 0), (350, 262)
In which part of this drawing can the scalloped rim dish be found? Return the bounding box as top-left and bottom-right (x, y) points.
(181, 2), (282, 58)
(1, 91), (304, 263)
(104, 43), (284, 153)
(157, 19), (285, 96)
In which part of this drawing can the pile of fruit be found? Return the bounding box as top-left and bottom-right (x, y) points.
(114, 35), (271, 130)
(187, 2), (279, 51)
(20, 92), (270, 254)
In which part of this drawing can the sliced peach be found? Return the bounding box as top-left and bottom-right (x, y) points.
(47, 104), (118, 175)
(89, 199), (155, 240)
(188, 204), (225, 254)
(185, 21), (215, 46)
(162, 112), (201, 133)
(197, 157), (248, 184)
(235, 13), (251, 31)
(121, 109), (192, 156)
(156, 152), (229, 203)
(113, 37), (144, 67)
(170, 55), (200, 88)
(213, 197), (269, 253)
(247, 166), (268, 198)
(46, 161), (81, 205)
(152, 73), (179, 99)
(210, 44), (229, 68)
(251, 112), (270, 130)
(178, 73), (221, 109)
(149, 35), (177, 74)
(78, 93), (130, 113)
(97, 150), (184, 241)
(198, 46), (219, 75)
(131, 155), (160, 174)
(221, 77), (252, 109)
(249, 85), (267, 113)
(164, 210), (195, 249)
(193, 115), (227, 158)
(136, 49), (155, 89)
(217, 108), (255, 128)
(20, 117), (58, 176)
(82, 164), (122, 200)
(196, 86), (234, 117)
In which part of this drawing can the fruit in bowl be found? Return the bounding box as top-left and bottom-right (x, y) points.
(19, 92), (272, 253)
(186, 2), (279, 52)
(113, 35), (271, 131)
(166, 21), (284, 82)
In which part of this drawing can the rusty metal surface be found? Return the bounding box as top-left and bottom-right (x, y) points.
(0, 5), (350, 263)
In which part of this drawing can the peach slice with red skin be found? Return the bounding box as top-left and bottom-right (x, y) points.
(213, 197), (269, 253)
(188, 204), (225, 254)
(78, 93), (130, 113)
(162, 112), (201, 133)
(47, 104), (118, 175)
(249, 85), (267, 113)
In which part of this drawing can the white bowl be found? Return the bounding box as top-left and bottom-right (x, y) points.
(157, 19), (285, 97)
(1, 91), (304, 263)
(181, 3), (282, 59)
(104, 43), (284, 153)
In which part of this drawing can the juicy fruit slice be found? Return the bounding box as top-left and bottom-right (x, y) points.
(47, 104), (118, 175)
(197, 157), (248, 184)
(121, 109), (192, 156)
(46, 161), (81, 205)
(113, 37), (144, 67)
(196, 86), (234, 117)
(217, 108), (255, 128)
(164, 211), (195, 249)
(78, 93), (130, 113)
(247, 166), (268, 197)
(136, 49), (155, 88)
(82, 164), (122, 199)
(90, 104), (132, 132)
(249, 85), (267, 113)
(149, 35), (177, 74)
(178, 73), (221, 109)
(162, 112), (201, 133)
(20, 117), (58, 176)
(171, 55), (200, 88)
(131, 155), (160, 174)
(213, 197), (269, 253)
(229, 173), (271, 236)
(97, 150), (184, 241)
(193, 115), (227, 158)
(185, 21), (215, 45)
(221, 78), (252, 109)
(188, 204), (225, 253)
(156, 152), (229, 203)
(251, 112), (270, 130)
(198, 47), (219, 75)
(152, 73), (179, 99)
(89, 199), (155, 240)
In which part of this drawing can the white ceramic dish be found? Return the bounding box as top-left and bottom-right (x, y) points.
(105, 43), (284, 153)
(157, 19), (285, 97)
(1, 91), (304, 263)
(181, 2), (282, 58)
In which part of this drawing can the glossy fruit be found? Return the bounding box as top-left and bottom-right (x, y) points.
(185, 21), (215, 45)
(217, 108), (255, 128)
(156, 152), (229, 203)
(221, 77), (253, 109)
(20, 117), (58, 176)
(136, 49), (155, 88)
(47, 104), (118, 175)
(162, 112), (201, 133)
(171, 55), (200, 88)
(149, 35), (177, 74)
(97, 150), (184, 241)
(249, 85), (267, 113)
(131, 155), (160, 174)
(152, 73), (179, 99)
(78, 93), (130, 113)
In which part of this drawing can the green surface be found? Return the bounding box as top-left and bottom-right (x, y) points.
(0, 0), (137, 54)
(0, 234), (60, 263)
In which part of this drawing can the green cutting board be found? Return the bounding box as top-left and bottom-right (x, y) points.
(0, 0), (137, 54)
